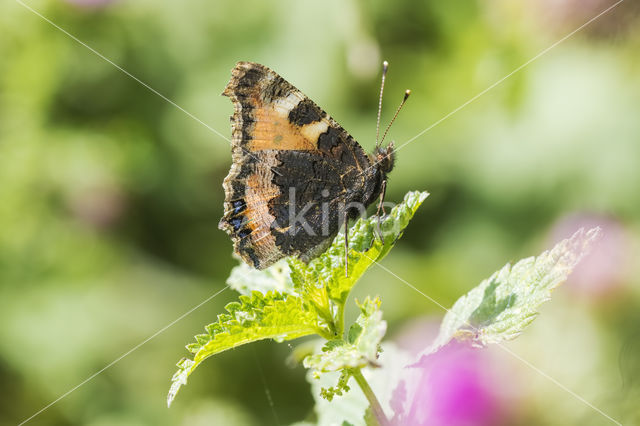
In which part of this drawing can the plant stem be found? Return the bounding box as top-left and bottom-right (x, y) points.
(315, 326), (336, 341)
(352, 368), (390, 426)
(336, 302), (345, 336)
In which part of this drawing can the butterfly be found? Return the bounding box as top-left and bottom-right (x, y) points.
(218, 61), (406, 271)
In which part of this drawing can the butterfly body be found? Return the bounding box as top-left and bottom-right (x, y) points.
(219, 62), (394, 269)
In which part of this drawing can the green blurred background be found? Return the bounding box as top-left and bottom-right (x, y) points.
(1, 0), (639, 425)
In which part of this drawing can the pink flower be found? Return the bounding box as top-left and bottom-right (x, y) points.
(521, 0), (640, 38)
(550, 214), (631, 300)
(391, 341), (511, 426)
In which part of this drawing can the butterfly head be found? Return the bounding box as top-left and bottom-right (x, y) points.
(375, 141), (395, 174)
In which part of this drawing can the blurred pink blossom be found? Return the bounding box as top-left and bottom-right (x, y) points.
(391, 342), (507, 426)
(525, 0), (640, 37)
(550, 214), (631, 299)
(392, 315), (521, 426)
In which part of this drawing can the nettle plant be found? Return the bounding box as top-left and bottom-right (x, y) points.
(167, 191), (600, 425)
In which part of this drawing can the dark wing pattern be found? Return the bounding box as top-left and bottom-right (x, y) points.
(219, 62), (381, 269)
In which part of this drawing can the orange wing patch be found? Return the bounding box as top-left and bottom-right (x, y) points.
(249, 93), (329, 152)
(243, 172), (278, 235)
(231, 151), (282, 267)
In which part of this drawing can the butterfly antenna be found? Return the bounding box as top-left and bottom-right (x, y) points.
(379, 89), (411, 147)
(375, 61), (389, 149)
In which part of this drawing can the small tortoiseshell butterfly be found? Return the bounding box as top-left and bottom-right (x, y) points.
(219, 61), (407, 270)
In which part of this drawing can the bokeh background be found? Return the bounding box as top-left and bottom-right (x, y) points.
(2, 0), (639, 425)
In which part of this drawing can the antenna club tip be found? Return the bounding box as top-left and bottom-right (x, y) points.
(404, 89), (411, 100)
(383, 60), (389, 67)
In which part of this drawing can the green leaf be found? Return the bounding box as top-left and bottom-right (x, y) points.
(424, 227), (602, 355)
(289, 191), (429, 320)
(226, 259), (296, 296)
(304, 297), (386, 374)
(168, 191), (428, 407)
(167, 290), (317, 406)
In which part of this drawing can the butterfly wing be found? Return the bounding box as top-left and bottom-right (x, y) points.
(219, 62), (379, 269)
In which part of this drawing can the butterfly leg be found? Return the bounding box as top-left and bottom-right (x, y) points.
(375, 179), (388, 244)
(344, 210), (349, 278)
